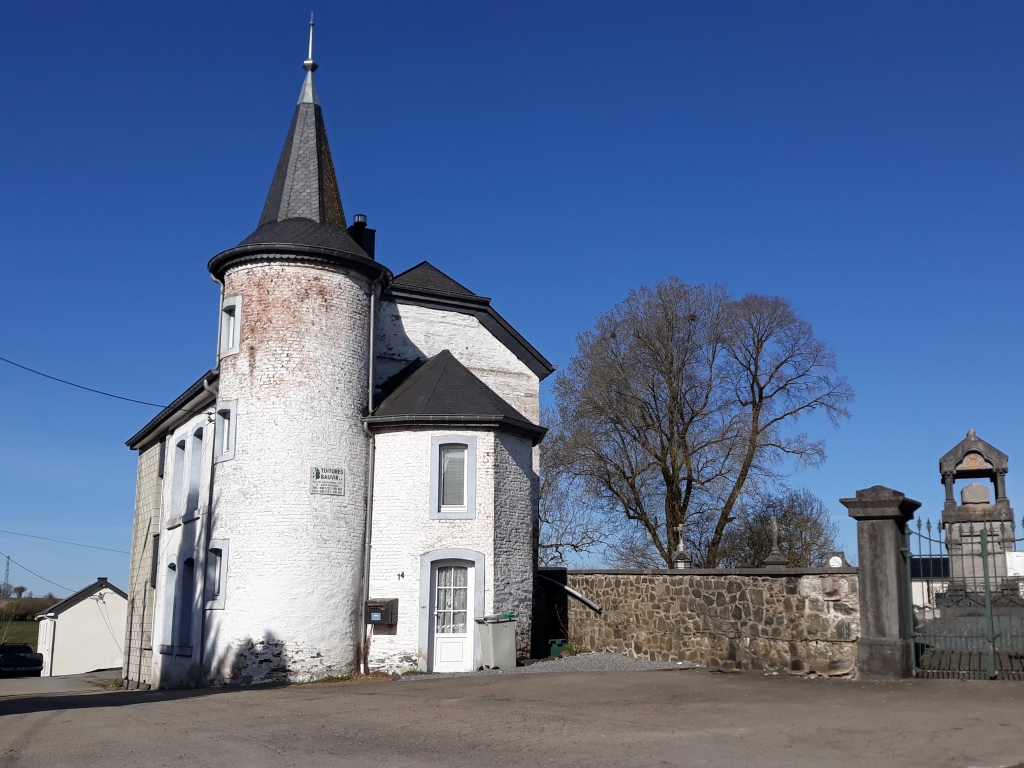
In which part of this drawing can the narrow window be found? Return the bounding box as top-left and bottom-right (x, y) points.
(209, 549), (222, 597)
(184, 427), (204, 519)
(149, 534), (160, 589)
(156, 438), (166, 478)
(220, 297), (242, 356)
(205, 539), (229, 610)
(169, 439), (186, 518)
(176, 558), (195, 652)
(215, 401), (237, 463)
(429, 435), (477, 520)
(440, 444), (467, 510)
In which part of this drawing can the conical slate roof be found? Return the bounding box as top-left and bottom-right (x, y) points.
(209, 28), (389, 283)
(366, 350), (546, 443)
(257, 71), (345, 230)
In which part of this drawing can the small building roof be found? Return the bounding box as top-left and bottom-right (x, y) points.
(366, 350), (547, 444)
(939, 429), (1008, 479)
(35, 578), (127, 620)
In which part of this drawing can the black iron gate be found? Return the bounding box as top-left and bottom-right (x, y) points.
(906, 520), (1024, 679)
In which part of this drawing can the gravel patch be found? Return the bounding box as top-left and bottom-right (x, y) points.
(400, 652), (699, 681)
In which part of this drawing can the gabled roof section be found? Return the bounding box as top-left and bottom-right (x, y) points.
(125, 369), (218, 450)
(384, 262), (556, 381)
(393, 261), (476, 297)
(366, 350), (546, 444)
(35, 578), (127, 619)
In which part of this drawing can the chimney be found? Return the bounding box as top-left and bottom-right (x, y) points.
(347, 213), (376, 259)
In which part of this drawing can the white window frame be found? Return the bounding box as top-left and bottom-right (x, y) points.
(220, 296), (242, 357)
(205, 538), (229, 610)
(429, 435), (477, 520)
(215, 400), (237, 463)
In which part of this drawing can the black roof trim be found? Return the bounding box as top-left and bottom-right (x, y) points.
(383, 267), (555, 381)
(365, 413), (547, 444)
(35, 578), (127, 619)
(208, 241), (392, 283)
(125, 369), (219, 450)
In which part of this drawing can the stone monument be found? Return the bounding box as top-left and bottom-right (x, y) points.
(939, 430), (1015, 589)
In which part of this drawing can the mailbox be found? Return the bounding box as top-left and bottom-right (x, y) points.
(365, 598), (398, 625)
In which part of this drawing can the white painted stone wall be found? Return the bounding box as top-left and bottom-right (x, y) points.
(375, 301), (540, 424)
(367, 428), (537, 673)
(204, 259), (372, 684)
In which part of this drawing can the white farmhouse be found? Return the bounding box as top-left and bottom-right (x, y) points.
(121, 27), (552, 689)
(36, 577), (127, 677)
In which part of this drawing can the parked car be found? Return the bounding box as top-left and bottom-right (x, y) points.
(0, 644), (43, 676)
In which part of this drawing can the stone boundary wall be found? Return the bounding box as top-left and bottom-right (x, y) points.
(565, 569), (860, 675)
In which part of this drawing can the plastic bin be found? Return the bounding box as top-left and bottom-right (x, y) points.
(474, 614), (517, 669)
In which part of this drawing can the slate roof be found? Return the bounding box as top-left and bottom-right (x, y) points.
(35, 577), (127, 619)
(392, 262), (476, 297)
(208, 61), (390, 283)
(125, 369), (218, 450)
(385, 262), (556, 381)
(367, 350), (546, 443)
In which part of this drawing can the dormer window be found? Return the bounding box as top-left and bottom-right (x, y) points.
(430, 435), (477, 520)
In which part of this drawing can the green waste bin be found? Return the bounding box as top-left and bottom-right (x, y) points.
(475, 614), (517, 669)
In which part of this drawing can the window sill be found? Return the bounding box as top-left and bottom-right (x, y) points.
(431, 507), (475, 520)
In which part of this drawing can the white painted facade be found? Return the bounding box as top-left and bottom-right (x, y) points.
(366, 429), (535, 672)
(375, 301), (540, 424)
(122, 55), (548, 689)
(37, 585), (127, 677)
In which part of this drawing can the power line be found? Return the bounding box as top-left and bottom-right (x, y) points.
(0, 529), (129, 554)
(0, 354), (210, 416)
(0, 549), (71, 593)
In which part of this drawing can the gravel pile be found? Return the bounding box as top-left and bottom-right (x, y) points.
(400, 652), (698, 681)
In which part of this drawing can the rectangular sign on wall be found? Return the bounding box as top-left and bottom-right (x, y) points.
(310, 467), (345, 496)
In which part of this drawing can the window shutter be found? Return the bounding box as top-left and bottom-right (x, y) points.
(440, 446), (466, 507)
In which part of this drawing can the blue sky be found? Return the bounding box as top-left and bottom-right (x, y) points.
(0, 1), (1021, 593)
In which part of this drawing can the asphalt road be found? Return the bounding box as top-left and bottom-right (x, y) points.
(0, 670), (1022, 767)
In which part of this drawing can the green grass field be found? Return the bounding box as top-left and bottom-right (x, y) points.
(0, 621), (38, 650)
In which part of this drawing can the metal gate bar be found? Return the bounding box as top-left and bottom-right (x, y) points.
(907, 520), (1024, 680)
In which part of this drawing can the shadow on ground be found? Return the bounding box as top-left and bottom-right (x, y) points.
(0, 682), (284, 717)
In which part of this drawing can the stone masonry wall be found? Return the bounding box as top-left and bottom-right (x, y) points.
(123, 439), (163, 688)
(567, 570), (860, 675)
(492, 432), (537, 659)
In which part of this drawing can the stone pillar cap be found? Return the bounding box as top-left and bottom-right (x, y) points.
(840, 485), (921, 522)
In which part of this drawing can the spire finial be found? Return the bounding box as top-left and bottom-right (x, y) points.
(304, 14), (318, 72)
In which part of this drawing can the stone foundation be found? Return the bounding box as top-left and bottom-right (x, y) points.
(565, 569), (859, 675)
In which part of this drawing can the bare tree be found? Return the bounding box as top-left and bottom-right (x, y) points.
(12, 586), (25, 599)
(538, 410), (605, 565)
(717, 489), (839, 568)
(549, 278), (853, 567)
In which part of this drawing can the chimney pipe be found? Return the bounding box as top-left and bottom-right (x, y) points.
(347, 214), (376, 259)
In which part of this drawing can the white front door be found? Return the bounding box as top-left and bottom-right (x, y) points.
(431, 563), (474, 673)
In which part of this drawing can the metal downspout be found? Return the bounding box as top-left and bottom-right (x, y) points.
(359, 278), (382, 674)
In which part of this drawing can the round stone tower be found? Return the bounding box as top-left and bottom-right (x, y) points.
(203, 28), (391, 683)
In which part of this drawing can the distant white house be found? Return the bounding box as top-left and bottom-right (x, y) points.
(36, 578), (127, 676)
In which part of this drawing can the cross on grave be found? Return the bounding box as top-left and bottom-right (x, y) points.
(672, 523), (692, 569)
